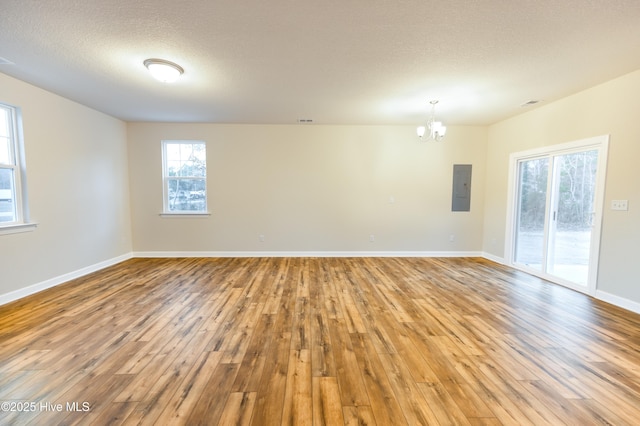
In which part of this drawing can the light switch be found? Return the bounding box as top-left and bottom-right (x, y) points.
(611, 200), (629, 211)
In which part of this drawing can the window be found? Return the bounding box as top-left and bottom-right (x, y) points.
(0, 102), (32, 232)
(162, 140), (208, 214)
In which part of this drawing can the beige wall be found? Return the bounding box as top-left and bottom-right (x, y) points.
(5, 65), (638, 309)
(128, 123), (487, 254)
(0, 73), (132, 298)
(483, 69), (640, 304)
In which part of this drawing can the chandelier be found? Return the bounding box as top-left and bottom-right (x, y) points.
(417, 100), (447, 141)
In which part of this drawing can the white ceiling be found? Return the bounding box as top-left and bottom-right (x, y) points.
(1, 0), (640, 125)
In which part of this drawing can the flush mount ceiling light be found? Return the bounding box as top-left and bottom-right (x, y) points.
(143, 58), (184, 83)
(417, 100), (447, 141)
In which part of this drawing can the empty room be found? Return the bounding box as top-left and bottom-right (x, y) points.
(1, 1), (640, 425)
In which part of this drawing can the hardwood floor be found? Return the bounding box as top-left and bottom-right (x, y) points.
(1, 257), (640, 425)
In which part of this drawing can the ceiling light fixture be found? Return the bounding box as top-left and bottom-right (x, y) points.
(143, 58), (184, 83)
(417, 100), (447, 141)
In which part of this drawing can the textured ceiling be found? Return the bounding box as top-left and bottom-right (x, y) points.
(1, 0), (640, 125)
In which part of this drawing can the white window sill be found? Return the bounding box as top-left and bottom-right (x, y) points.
(159, 212), (211, 218)
(0, 222), (38, 235)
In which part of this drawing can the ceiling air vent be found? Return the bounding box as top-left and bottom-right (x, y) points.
(297, 119), (313, 124)
(520, 100), (540, 107)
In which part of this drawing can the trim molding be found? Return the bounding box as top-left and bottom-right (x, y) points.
(4, 250), (640, 317)
(0, 252), (133, 306)
(483, 252), (640, 315)
(133, 250), (485, 258)
(596, 290), (640, 315)
(481, 252), (505, 265)
(0, 222), (37, 236)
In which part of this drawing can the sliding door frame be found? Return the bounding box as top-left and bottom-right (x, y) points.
(504, 135), (609, 295)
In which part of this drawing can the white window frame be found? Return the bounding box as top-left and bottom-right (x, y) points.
(161, 140), (209, 216)
(0, 102), (35, 235)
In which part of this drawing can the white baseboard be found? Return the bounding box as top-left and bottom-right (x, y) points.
(133, 250), (485, 258)
(0, 252), (133, 307)
(4, 251), (640, 317)
(481, 252), (506, 265)
(595, 290), (640, 315)
(1, 250), (482, 307)
(481, 252), (640, 315)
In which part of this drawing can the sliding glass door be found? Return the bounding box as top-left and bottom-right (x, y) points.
(546, 150), (599, 284)
(509, 137), (608, 293)
(514, 157), (549, 272)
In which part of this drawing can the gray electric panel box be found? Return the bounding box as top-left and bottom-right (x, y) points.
(452, 164), (472, 212)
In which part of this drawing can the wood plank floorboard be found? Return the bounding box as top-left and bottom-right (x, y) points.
(1, 257), (640, 425)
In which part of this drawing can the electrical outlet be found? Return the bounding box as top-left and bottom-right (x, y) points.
(369, 234), (375, 242)
(449, 234), (455, 242)
(259, 234), (265, 242)
(611, 200), (629, 211)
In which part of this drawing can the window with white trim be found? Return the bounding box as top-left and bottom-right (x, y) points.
(0, 102), (30, 230)
(161, 140), (207, 214)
